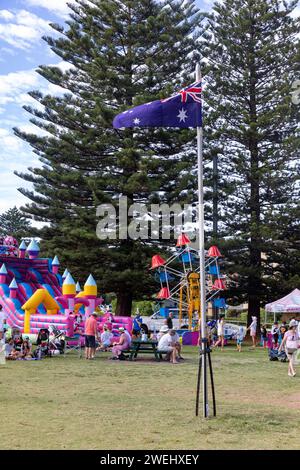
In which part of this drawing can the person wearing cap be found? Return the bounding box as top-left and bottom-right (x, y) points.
(279, 320), (299, 377)
(84, 312), (98, 359)
(157, 326), (179, 364)
(111, 327), (130, 360)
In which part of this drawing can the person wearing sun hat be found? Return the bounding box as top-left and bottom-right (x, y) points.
(279, 319), (299, 377)
(111, 326), (130, 360)
(157, 324), (169, 341)
(157, 325), (179, 364)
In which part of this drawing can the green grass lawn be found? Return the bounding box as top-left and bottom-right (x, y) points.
(1, 345), (300, 450)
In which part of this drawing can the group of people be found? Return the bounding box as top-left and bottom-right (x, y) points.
(0, 305), (32, 360)
(2, 334), (32, 360)
(83, 310), (183, 363)
(83, 311), (132, 361)
(1, 299), (299, 373)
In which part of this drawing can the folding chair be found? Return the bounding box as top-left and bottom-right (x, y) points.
(64, 333), (83, 358)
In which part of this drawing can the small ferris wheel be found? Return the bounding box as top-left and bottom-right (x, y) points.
(150, 233), (226, 329)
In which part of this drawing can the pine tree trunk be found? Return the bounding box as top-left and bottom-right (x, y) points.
(116, 291), (133, 317)
(247, 22), (261, 329)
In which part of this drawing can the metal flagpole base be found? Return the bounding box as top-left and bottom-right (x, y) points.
(195, 338), (216, 418)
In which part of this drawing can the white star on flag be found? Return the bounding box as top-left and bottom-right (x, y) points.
(177, 108), (188, 122)
(133, 118), (140, 125)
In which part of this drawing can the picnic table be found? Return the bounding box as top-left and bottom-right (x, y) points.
(128, 339), (167, 361)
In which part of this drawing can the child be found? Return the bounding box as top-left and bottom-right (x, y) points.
(260, 324), (268, 348)
(97, 325), (113, 351)
(236, 326), (245, 352)
(21, 339), (32, 358)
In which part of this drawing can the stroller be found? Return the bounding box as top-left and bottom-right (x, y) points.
(268, 347), (288, 362)
(34, 328), (50, 359)
(12, 327), (23, 353)
(48, 325), (65, 354)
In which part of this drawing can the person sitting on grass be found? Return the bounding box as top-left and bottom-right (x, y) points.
(5, 338), (20, 360)
(20, 339), (32, 358)
(97, 325), (114, 351)
(157, 326), (179, 364)
(13, 334), (23, 354)
(111, 327), (130, 360)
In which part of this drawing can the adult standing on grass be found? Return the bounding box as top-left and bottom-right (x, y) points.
(166, 312), (173, 330)
(132, 310), (143, 336)
(279, 320), (299, 377)
(246, 316), (257, 348)
(84, 312), (98, 360)
(213, 314), (225, 350)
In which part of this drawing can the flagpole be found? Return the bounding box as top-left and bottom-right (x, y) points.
(196, 63), (209, 418)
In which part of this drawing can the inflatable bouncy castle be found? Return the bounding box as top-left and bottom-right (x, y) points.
(0, 238), (132, 336)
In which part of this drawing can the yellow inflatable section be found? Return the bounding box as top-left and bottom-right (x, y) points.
(74, 291), (86, 313)
(22, 288), (60, 333)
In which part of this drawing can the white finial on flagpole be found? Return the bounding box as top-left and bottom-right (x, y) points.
(196, 63), (201, 82)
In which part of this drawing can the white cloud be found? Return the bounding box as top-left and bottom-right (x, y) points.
(22, 0), (73, 17)
(0, 128), (24, 153)
(0, 9), (51, 49)
(0, 62), (70, 111)
(0, 10), (15, 20)
(0, 69), (40, 107)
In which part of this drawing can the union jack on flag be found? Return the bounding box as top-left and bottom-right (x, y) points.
(113, 80), (202, 129)
(161, 81), (202, 104)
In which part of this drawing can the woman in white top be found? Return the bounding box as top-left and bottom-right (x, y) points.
(213, 315), (225, 349)
(279, 320), (299, 377)
(246, 316), (257, 348)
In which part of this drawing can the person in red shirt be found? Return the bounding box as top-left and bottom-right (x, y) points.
(84, 313), (98, 359)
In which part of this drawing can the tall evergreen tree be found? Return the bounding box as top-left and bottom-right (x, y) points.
(0, 207), (32, 239)
(201, 0), (299, 325)
(14, 0), (202, 314)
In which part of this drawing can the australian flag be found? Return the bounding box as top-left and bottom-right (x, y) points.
(113, 81), (202, 129)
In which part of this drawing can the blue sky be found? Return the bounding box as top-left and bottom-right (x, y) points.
(0, 0), (213, 215)
(0, 0), (298, 216)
